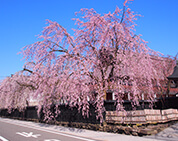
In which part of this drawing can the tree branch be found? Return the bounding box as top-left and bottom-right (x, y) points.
(23, 67), (33, 74)
(120, 6), (126, 24)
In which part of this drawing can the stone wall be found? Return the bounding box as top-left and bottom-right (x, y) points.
(106, 109), (178, 124)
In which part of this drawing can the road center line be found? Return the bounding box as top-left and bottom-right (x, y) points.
(0, 136), (9, 141)
(0, 118), (95, 141)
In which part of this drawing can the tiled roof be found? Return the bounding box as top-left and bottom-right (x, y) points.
(168, 65), (178, 80)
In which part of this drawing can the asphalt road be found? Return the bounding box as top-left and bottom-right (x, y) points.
(1, 117), (170, 141)
(0, 118), (96, 141)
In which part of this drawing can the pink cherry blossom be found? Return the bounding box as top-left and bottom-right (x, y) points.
(0, 0), (176, 123)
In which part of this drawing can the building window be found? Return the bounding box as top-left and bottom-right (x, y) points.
(106, 91), (113, 100)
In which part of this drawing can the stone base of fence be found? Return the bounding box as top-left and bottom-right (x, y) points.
(106, 108), (178, 124)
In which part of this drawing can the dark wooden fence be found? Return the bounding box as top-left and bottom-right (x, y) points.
(0, 97), (177, 124)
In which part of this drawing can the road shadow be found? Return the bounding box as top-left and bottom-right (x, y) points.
(144, 123), (178, 141)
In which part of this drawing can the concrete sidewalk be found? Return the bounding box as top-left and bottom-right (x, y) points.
(145, 122), (178, 141)
(0, 117), (169, 141)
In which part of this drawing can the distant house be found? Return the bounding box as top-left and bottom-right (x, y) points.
(167, 63), (178, 97)
(104, 62), (178, 101)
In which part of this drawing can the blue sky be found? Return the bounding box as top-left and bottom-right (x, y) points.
(0, 0), (178, 79)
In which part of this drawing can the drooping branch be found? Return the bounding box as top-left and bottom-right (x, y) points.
(15, 80), (37, 90)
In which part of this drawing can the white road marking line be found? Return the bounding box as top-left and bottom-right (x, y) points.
(0, 118), (95, 141)
(0, 136), (9, 141)
(16, 132), (41, 138)
(16, 132), (30, 138)
(44, 139), (61, 141)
